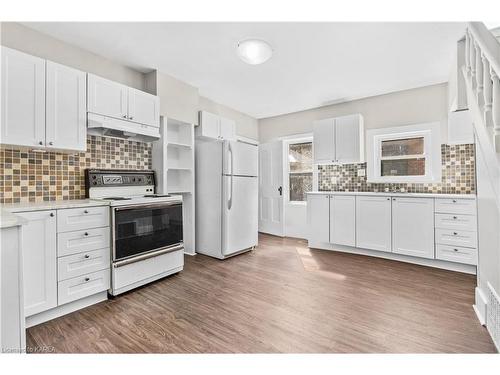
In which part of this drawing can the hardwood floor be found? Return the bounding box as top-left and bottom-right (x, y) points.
(27, 234), (496, 353)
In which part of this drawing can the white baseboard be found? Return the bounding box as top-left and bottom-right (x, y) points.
(474, 287), (487, 325)
(308, 241), (477, 274)
(26, 291), (108, 328)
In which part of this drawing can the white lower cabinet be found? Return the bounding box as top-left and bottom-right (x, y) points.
(15, 205), (110, 323)
(307, 194), (330, 243)
(391, 197), (434, 259)
(15, 210), (58, 317)
(330, 195), (356, 246)
(355, 196), (392, 252)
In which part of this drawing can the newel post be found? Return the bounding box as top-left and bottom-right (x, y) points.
(475, 43), (484, 103)
(465, 31), (471, 75)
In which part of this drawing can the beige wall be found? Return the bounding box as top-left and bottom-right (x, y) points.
(1, 22), (144, 89)
(258, 83), (449, 143)
(198, 96), (259, 140)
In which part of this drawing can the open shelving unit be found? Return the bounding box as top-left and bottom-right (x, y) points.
(152, 117), (195, 255)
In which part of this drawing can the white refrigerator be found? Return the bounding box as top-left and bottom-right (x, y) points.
(195, 138), (258, 259)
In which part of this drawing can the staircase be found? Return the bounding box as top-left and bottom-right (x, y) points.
(460, 22), (500, 351)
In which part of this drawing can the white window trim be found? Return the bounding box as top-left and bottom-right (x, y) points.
(283, 136), (313, 205)
(366, 122), (442, 183)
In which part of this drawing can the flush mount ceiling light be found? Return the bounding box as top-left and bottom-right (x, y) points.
(237, 39), (273, 65)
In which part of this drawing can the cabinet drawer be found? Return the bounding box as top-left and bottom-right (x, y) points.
(435, 228), (477, 248)
(436, 244), (477, 265)
(435, 213), (477, 231)
(57, 227), (110, 257)
(434, 198), (476, 215)
(58, 248), (110, 281)
(58, 269), (110, 306)
(57, 206), (109, 233)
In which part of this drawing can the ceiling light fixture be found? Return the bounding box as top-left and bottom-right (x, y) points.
(237, 39), (273, 65)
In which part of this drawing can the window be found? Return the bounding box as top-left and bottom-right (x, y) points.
(366, 122), (441, 183)
(288, 142), (313, 202)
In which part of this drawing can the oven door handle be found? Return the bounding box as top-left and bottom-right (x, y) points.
(113, 201), (182, 211)
(113, 243), (184, 268)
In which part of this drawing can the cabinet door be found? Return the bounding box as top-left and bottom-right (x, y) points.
(335, 114), (363, 163)
(1, 47), (46, 148)
(128, 88), (160, 127)
(219, 116), (236, 141)
(87, 74), (128, 120)
(16, 210), (57, 317)
(330, 195), (356, 246)
(392, 197), (434, 259)
(307, 194), (330, 243)
(45, 61), (87, 151)
(198, 111), (220, 139)
(356, 196), (392, 252)
(313, 118), (335, 163)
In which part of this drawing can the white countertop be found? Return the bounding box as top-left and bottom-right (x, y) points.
(0, 209), (28, 229)
(1, 199), (110, 213)
(306, 191), (477, 199)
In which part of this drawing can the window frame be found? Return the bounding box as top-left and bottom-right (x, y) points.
(284, 137), (313, 204)
(367, 122), (442, 183)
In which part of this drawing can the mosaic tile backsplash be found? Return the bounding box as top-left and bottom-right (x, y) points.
(0, 135), (152, 204)
(318, 144), (476, 194)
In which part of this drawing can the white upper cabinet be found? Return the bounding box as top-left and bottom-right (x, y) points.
(335, 114), (364, 163)
(1, 47), (46, 148)
(127, 87), (160, 127)
(87, 74), (128, 120)
(447, 109), (474, 145)
(197, 110), (237, 141)
(46, 61), (87, 151)
(391, 197), (434, 259)
(313, 118), (335, 163)
(330, 195), (356, 246)
(356, 195), (392, 252)
(307, 194), (330, 243)
(313, 114), (364, 164)
(15, 210), (57, 317)
(219, 116), (236, 141)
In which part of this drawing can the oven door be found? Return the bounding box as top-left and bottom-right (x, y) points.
(112, 202), (183, 262)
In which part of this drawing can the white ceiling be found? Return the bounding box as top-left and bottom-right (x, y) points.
(23, 22), (466, 119)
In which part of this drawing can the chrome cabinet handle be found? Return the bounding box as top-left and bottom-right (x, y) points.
(453, 232), (458, 235)
(49, 141), (53, 146)
(84, 254), (90, 259)
(84, 277), (90, 282)
(84, 210), (89, 214)
(122, 115), (127, 118)
(129, 116), (134, 120)
(50, 213), (54, 217)
(452, 199), (457, 203)
(453, 248), (458, 252)
(387, 198), (390, 201)
(39, 141), (43, 145)
(453, 216), (457, 219)
(84, 232), (89, 236)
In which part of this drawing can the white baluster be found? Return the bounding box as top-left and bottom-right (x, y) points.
(475, 44), (484, 104)
(492, 70), (500, 151)
(470, 40), (477, 88)
(483, 57), (493, 127)
(465, 31), (471, 75)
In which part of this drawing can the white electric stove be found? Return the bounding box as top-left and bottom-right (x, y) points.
(86, 169), (184, 296)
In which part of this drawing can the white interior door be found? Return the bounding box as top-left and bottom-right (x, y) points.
(258, 141), (284, 236)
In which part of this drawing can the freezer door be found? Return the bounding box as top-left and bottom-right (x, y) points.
(223, 140), (258, 177)
(222, 175), (258, 256)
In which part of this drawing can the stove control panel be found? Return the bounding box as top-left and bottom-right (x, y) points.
(86, 170), (155, 188)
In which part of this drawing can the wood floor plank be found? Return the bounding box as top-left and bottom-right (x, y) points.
(27, 234), (496, 353)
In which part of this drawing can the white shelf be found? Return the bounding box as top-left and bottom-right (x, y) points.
(152, 117), (196, 255)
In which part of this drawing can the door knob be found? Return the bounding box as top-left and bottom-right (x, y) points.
(278, 186), (283, 196)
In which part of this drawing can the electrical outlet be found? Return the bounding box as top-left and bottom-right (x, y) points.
(357, 168), (366, 177)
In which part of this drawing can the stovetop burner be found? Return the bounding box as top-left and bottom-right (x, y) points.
(103, 197), (132, 201)
(143, 194), (171, 198)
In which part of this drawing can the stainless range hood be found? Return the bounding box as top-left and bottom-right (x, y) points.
(87, 113), (161, 142)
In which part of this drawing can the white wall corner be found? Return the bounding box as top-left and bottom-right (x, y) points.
(473, 286), (487, 325)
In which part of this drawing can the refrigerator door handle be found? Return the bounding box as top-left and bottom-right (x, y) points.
(228, 142), (233, 210)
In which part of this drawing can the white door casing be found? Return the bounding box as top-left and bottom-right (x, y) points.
(258, 141), (284, 236)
